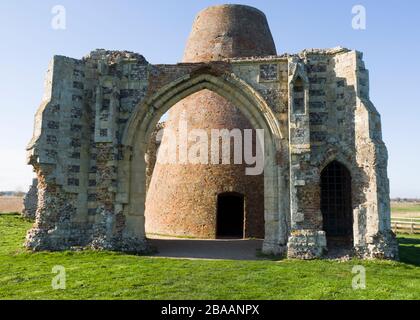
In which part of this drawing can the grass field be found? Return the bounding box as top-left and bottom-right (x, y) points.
(391, 202), (420, 218)
(392, 204), (420, 212)
(0, 213), (419, 300)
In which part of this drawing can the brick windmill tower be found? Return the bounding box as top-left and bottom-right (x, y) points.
(145, 5), (277, 239)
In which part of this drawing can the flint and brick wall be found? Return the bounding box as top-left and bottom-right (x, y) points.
(25, 48), (397, 259)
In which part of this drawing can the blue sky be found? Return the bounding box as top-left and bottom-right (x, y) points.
(0, 0), (419, 197)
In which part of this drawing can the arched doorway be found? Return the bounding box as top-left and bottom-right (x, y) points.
(321, 161), (353, 247)
(216, 192), (245, 239)
(118, 71), (288, 255)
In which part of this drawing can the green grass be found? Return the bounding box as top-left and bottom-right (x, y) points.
(391, 203), (420, 213)
(0, 213), (419, 300)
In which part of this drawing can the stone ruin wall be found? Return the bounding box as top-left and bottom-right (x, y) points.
(145, 122), (165, 193)
(21, 178), (38, 220)
(26, 50), (150, 250)
(24, 47), (398, 259)
(285, 48), (396, 259)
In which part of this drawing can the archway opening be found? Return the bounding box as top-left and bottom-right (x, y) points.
(144, 89), (264, 240)
(321, 161), (353, 248)
(216, 192), (245, 239)
(121, 72), (285, 257)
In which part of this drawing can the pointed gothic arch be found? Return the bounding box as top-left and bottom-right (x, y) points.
(116, 70), (288, 254)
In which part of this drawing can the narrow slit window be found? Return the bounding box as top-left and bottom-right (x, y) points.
(293, 77), (305, 114)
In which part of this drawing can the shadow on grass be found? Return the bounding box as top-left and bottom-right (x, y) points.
(398, 236), (420, 266)
(398, 237), (420, 245)
(256, 249), (284, 261)
(148, 238), (265, 261)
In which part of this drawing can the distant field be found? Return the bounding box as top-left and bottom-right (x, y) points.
(391, 202), (420, 218)
(0, 197), (23, 214)
(1, 197), (418, 216)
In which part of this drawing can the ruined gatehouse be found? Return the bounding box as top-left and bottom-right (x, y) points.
(25, 4), (398, 259)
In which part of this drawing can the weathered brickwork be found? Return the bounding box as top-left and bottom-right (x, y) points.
(24, 4), (398, 259)
(144, 5), (273, 239)
(145, 91), (265, 239)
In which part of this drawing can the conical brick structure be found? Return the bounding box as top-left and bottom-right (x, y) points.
(145, 5), (277, 239)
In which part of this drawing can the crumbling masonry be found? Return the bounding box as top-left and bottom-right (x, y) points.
(25, 5), (398, 259)
(21, 178), (38, 220)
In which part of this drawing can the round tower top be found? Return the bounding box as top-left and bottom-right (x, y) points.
(183, 4), (277, 62)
